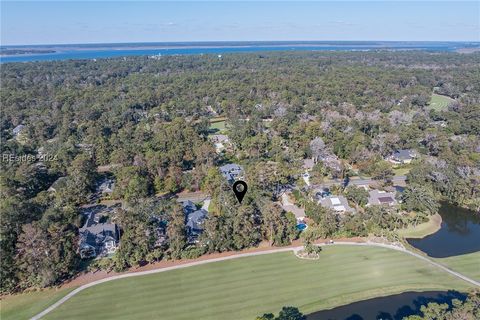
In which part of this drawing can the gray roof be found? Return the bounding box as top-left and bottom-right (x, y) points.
(13, 124), (25, 135)
(282, 204), (305, 220)
(219, 163), (243, 181)
(303, 158), (315, 170)
(368, 190), (397, 206)
(391, 149), (416, 161)
(186, 209), (207, 234)
(97, 178), (115, 194)
(79, 210), (118, 248)
(47, 177), (68, 193)
(209, 134), (229, 143)
(182, 200), (197, 214)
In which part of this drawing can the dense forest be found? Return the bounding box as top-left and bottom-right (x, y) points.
(1, 51), (479, 294)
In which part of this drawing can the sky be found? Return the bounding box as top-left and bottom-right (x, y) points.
(1, 1), (479, 45)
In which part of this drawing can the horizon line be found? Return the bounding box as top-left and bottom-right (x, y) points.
(2, 39), (480, 48)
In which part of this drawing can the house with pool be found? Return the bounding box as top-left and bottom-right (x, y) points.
(280, 193), (307, 230)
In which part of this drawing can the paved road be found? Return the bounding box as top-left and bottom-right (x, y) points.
(312, 175), (407, 190)
(30, 241), (479, 320)
(175, 191), (208, 203)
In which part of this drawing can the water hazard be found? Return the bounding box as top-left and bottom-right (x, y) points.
(307, 290), (467, 320)
(407, 204), (480, 258)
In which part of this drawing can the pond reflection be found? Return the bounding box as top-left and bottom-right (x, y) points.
(407, 204), (480, 258)
(307, 290), (466, 320)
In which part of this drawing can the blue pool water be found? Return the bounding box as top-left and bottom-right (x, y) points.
(297, 223), (307, 231)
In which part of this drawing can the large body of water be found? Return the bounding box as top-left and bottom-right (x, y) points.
(2, 41), (479, 63)
(407, 204), (480, 258)
(307, 291), (467, 320)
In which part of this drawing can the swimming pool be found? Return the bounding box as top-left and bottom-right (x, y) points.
(296, 223), (307, 231)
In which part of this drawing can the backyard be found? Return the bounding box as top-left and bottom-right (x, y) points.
(208, 117), (227, 133)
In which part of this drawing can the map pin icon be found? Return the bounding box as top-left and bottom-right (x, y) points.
(232, 180), (248, 204)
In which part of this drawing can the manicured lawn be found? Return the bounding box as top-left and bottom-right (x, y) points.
(42, 246), (471, 320)
(1, 287), (75, 320)
(429, 93), (455, 111)
(209, 117), (227, 132)
(393, 166), (411, 176)
(436, 252), (480, 282)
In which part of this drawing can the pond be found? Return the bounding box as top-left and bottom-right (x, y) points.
(307, 290), (466, 320)
(407, 204), (480, 258)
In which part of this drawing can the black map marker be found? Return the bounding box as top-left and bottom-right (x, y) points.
(232, 180), (248, 204)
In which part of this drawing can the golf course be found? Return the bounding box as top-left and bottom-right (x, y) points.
(1, 288), (75, 320)
(436, 252), (480, 282)
(3, 245), (474, 320)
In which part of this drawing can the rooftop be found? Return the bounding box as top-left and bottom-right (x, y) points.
(368, 189), (397, 206)
(390, 149), (417, 161)
(320, 195), (355, 213)
(209, 134), (229, 143)
(186, 209), (208, 234)
(182, 200), (197, 214)
(219, 163), (243, 182)
(303, 158), (315, 170)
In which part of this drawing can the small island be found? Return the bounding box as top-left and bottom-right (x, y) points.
(0, 48), (56, 56)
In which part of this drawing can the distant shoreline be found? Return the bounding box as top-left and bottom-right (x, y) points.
(2, 40), (479, 52)
(1, 41), (478, 63)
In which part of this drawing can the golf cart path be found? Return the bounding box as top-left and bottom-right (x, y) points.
(30, 242), (480, 320)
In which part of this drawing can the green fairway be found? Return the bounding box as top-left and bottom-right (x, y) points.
(437, 252), (480, 282)
(429, 93), (455, 111)
(1, 287), (75, 320)
(40, 246), (472, 320)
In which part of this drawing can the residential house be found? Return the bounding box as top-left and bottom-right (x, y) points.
(78, 208), (119, 259)
(219, 163), (244, 183)
(75, 143), (94, 157)
(387, 149), (418, 164)
(182, 200), (208, 242)
(186, 209), (207, 238)
(302, 158), (315, 186)
(209, 134), (230, 153)
(47, 176), (68, 193)
(303, 158), (315, 171)
(12, 124), (25, 136)
(367, 189), (397, 206)
(320, 195), (355, 214)
(314, 153), (342, 176)
(97, 178), (115, 195)
(280, 193), (305, 222)
(182, 200), (197, 214)
(205, 105), (218, 116)
(432, 120), (447, 128)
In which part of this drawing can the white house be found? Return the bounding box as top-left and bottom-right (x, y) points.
(320, 195), (355, 214)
